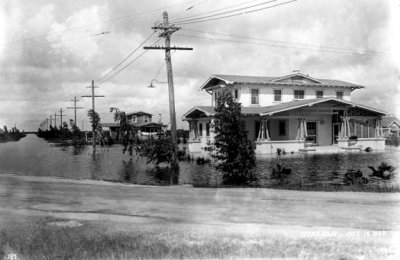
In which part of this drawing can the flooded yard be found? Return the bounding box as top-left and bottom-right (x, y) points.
(0, 134), (399, 189)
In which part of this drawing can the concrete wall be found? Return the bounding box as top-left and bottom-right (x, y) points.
(338, 138), (386, 150)
(255, 140), (305, 155)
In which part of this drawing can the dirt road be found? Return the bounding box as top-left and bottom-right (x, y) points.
(1, 173), (399, 258)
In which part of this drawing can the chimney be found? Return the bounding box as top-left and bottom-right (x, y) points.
(292, 69), (301, 74)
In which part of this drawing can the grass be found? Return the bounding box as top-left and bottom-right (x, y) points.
(0, 217), (396, 259)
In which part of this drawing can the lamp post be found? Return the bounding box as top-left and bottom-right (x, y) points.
(148, 79), (168, 88)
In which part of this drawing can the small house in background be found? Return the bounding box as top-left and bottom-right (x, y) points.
(381, 116), (400, 137)
(102, 111), (165, 141)
(183, 71), (389, 157)
(127, 111), (152, 126)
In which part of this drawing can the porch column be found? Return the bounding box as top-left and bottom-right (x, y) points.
(194, 121), (199, 140)
(210, 119), (215, 141)
(361, 124), (363, 138)
(375, 119), (383, 138)
(339, 117), (350, 139)
(258, 119), (264, 140)
(265, 119), (270, 140)
(296, 118), (307, 140)
(258, 119), (270, 141)
(353, 121), (357, 136)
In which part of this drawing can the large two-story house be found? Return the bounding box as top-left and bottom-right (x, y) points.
(183, 71), (388, 157)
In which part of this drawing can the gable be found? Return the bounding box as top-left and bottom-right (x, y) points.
(273, 74), (323, 84)
(183, 106), (215, 119)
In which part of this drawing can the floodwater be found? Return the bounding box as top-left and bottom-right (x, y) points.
(0, 134), (399, 188)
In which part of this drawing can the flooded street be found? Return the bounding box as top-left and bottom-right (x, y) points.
(0, 134), (399, 188)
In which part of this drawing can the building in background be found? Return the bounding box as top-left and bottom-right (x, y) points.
(102, 111), (165, 141)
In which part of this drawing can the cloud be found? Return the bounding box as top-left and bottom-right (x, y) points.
(0, 0), (399, 131)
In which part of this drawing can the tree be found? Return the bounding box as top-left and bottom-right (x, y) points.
(212, 91), (256, 185)
(87, 109), (102, 132)
(87, 109), (102, 145)
(110, 107), (129, 133)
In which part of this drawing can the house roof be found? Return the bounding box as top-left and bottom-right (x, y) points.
(126, 111), (152, 116)
(200, 73), (365, 90)
(183, 98), (388, 119)
(381, 116), (400, 128)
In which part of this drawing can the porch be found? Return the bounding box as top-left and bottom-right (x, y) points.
(254, 112), (386, 155)
(183, 98), (388, 157)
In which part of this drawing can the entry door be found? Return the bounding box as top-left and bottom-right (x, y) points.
(332, 123), (341, 144)
(306, 122), (318, 144)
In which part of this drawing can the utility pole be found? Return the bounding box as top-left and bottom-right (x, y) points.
(145, 11), (193, 173)
(82, 80), (105, 151)
(67, 96), (84, 126)
(59, 108), (64, 129)
(54, 113), (59, 129)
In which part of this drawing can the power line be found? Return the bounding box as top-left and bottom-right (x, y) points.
(180, 28), (390, 56)
(1, 0), (205, 46)
(174, 0), (298, 26)
(99, 38), (162, 84)
(172, 0), (277, 24)
(174, 33), (390, 57)
(170, 0), (264, 23)
(96, 31), (156, 83)
(169, 0), (210, 21)
(7, 31), (110, 52)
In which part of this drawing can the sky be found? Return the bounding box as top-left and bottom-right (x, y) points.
(0, 0), (399, 131)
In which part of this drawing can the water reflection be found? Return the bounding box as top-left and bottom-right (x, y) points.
(0, 134), (399, 188)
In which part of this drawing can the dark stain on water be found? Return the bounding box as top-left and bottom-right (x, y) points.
(0, 134), (399, 188)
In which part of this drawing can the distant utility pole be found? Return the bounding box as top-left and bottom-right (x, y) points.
(54, 112), (59, 128)
(50, 115), (53, 127)
(67, 96), (84, 126)
(82, 80), (105, 151)
(59, 108), (64, 128)
(144, 11), (193, 172)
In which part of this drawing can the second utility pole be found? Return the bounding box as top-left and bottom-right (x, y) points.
(67, 96), (84, 126)
(82, 80), (105, 152)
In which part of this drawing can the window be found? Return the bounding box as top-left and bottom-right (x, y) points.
(279, 120), (286, 136)
(206, 123), (210, 136)
(274, 89), (282, 102)
(234, 89), (239, 99)
(132, 116), (137, 123)
(336, 91), (343, 99)
(251, 89), (259, 104)
(316, 91), (323, 98)
(294, 90), (304, 99)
